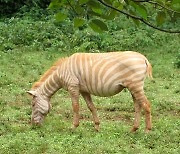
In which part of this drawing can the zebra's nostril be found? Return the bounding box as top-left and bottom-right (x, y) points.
(32, 119), (41, 125)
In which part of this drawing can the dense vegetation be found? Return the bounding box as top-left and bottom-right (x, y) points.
(0, 5), (180, 154)
(49, 0), (180, 33)
(0, 0), (50, 15)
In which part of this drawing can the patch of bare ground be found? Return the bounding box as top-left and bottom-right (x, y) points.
(55, 106), (133, 124)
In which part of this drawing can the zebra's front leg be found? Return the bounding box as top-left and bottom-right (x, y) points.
(81, 92), (100, 131)
(69, 86), (80, 130)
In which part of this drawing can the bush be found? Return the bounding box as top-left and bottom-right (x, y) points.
(0, 0), (51, 16)
(0, 7), (179, 56)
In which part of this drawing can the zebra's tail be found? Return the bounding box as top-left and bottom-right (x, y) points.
(145, 59), (153, 79)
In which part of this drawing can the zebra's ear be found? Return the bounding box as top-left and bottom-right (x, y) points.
(27, 90), (37, 97)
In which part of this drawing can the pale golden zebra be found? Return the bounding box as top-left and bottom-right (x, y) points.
(28, 51), (153, 132)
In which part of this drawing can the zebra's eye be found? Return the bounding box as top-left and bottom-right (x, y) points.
(32, 102), (35, 107)
(32, 98), (36, 107)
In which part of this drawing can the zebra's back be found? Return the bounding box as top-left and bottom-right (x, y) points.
(67, 51), (150, 97)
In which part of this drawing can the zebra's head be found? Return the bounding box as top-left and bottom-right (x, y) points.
(27, 90), (51, 125)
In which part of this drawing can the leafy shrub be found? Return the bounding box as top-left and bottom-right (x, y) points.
(0, 0), (51, 16)
(0, 7), (179, 56)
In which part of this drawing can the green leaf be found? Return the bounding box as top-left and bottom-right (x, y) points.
(89, 21), (103, 33)
(104, 0), (112, 5)
(137, 5), (148, 20)
(48, 0), (63, 9)
(132, 18), (140, 26)
(92, 19), (108, 31)
(55, 12), (67, 22)
(87, 0), (103, 15)
(171, 0), (179, 5)
(74, 18), (86, 27)
(106, 10), (118, 20)
(92, 8), (103, 15)
(156, 11), (166, 26)
(130, 10), (140, 26)
(79, 0), (89, 5)
(87, 0), (100, 8)
(113, 1), (124, 10)
(89, 19), (108, 33)
(171, 0), (180, 11)
(74, 4), (85, 14)
(130, 2), (148, 20)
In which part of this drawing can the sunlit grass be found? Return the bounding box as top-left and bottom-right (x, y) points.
(1, 47), (179, 153)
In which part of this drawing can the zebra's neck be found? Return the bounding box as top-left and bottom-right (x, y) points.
(37, 69), (62, 98)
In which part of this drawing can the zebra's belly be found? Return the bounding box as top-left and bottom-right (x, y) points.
(80, 82), (124, 97)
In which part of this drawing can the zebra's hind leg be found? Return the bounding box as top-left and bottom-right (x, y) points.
(81, 92), (100, 131)
(131, 91), (152, 133)
(142, 97), (152, 133)
(127, 82), (152, 133)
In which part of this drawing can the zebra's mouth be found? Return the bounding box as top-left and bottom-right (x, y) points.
(31, 113), (45, 125)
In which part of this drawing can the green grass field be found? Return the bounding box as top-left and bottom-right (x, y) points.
(0, 12), (180, 153)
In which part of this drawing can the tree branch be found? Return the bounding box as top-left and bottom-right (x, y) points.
(97, 0), (180, 33)
(134, 0), (180, 14)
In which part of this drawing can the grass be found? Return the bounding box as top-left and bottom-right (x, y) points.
(0, 10), (180, 153)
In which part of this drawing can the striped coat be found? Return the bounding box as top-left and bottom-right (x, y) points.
(28, 51), (152, 132)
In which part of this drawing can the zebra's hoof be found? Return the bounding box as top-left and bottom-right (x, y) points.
(95, 125), (100, 132)
(131, 127), (139, 133)
(145, 128), (151, 133)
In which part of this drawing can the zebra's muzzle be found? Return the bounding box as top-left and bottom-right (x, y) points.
(31, 112), (45, 125)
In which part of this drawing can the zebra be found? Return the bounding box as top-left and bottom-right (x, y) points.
(27, 51), (153, 133)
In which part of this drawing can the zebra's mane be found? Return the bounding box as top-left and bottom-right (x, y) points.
(32, 57), (68, 90)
